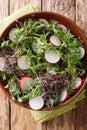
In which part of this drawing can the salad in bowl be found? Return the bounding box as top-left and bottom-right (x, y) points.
(0, 11), (87, 110)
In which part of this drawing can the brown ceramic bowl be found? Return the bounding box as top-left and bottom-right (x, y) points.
(0, 11), (87, 111)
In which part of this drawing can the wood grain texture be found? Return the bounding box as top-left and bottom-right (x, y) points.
(10, 101), (46, 130)
(0, 0), (87, 130)
(47, 110), (76, 130)
(0, 1), (10, 130)
(0, 0), (9, 20)
(29, 0), (41, 10)
(76, 1), (87, 130)
(76, 0), (87, 35)
(10, 0), (41, 14)
(47, 116), (62, 130)
(0, 91), (9, 130)
(61, 110), (76, 130)
(10, 0), (30, 14)
(42, 0), (75, 21)
(75, 99), (87, 130)
(46, 106), (76, 130)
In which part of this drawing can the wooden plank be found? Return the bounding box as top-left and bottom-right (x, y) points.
(0, 91), (10, 130)
(10, 1), (46, 130)
(42, 0), (76, 130)
(10, 0), (30, 14)
(75, 99), (87, 130)
(11, 101), (46, 130)
(29, 0), (41, 10)
(1, 0), (87, 130)
(46, 110), (76, 130)
(42, 0), (75, 21)
(61, 110), (76, 130)
(76, 0), (87, 130)
(0, 0), (9, 20)
(0, 1), (10, 130)
(46, 115), (62, 130)
(10, 0), (41, 14)
(76, 0), (87, 35)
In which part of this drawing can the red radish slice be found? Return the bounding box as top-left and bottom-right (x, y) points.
(0, 57), (6, 71)
(79, 47), (85, 59)
(29, 96), (44, 110)
(50, 35), (61, 47)
(59, 89), (68, 102)
(20, 76), (34, 91)
(39, 18), (49, 24)
(9, 28), (18, 41)
(45, 50), (60, 64)
(57, 23), (67, 32)
(73, 77), (83, 90)
(17, 55), (31, 70)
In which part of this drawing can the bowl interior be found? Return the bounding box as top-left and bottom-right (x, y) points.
(0, 11), (87, 110)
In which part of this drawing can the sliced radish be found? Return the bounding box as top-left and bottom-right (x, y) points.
(79, 47), (85, 59)
(17, 55), (31, 70)
(50, 35), (61, 47)
(73, 77), (83, 90)
(9, 28), (18, 41)
(0, 57), (6, 71)
(39, 18), (49, 24)
(59, 89), (68, 102)
(57, 23), (67, 33)
(20, 76), (34, 91)
(29, 96), (44, 110)
(45, 50), (60, 64)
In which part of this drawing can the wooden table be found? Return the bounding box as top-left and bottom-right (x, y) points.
(0, 0), (87, 130)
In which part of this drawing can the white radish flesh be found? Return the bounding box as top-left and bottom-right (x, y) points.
(39, 18), (49, 24)
(29, 96), (44, 110)
(60, 89), (68, 102)
(50, 35), (61, 47)
(79, 47), (85, 59)
(20, 76), (34, 91)
(0, 57), (5, 71)
(73, 77), (83, 90)
(17, 55), (31, 70)
(45, 50), (60, 64)
(9, 28), (18, 41)
(57, 23), (67, 32)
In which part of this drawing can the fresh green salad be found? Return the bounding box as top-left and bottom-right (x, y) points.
(0, 18), (86, 110)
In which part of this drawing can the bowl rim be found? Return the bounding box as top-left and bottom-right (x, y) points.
(0, 11), (87, 111)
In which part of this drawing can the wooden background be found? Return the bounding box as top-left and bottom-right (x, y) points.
(0, 0), (87, 130)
